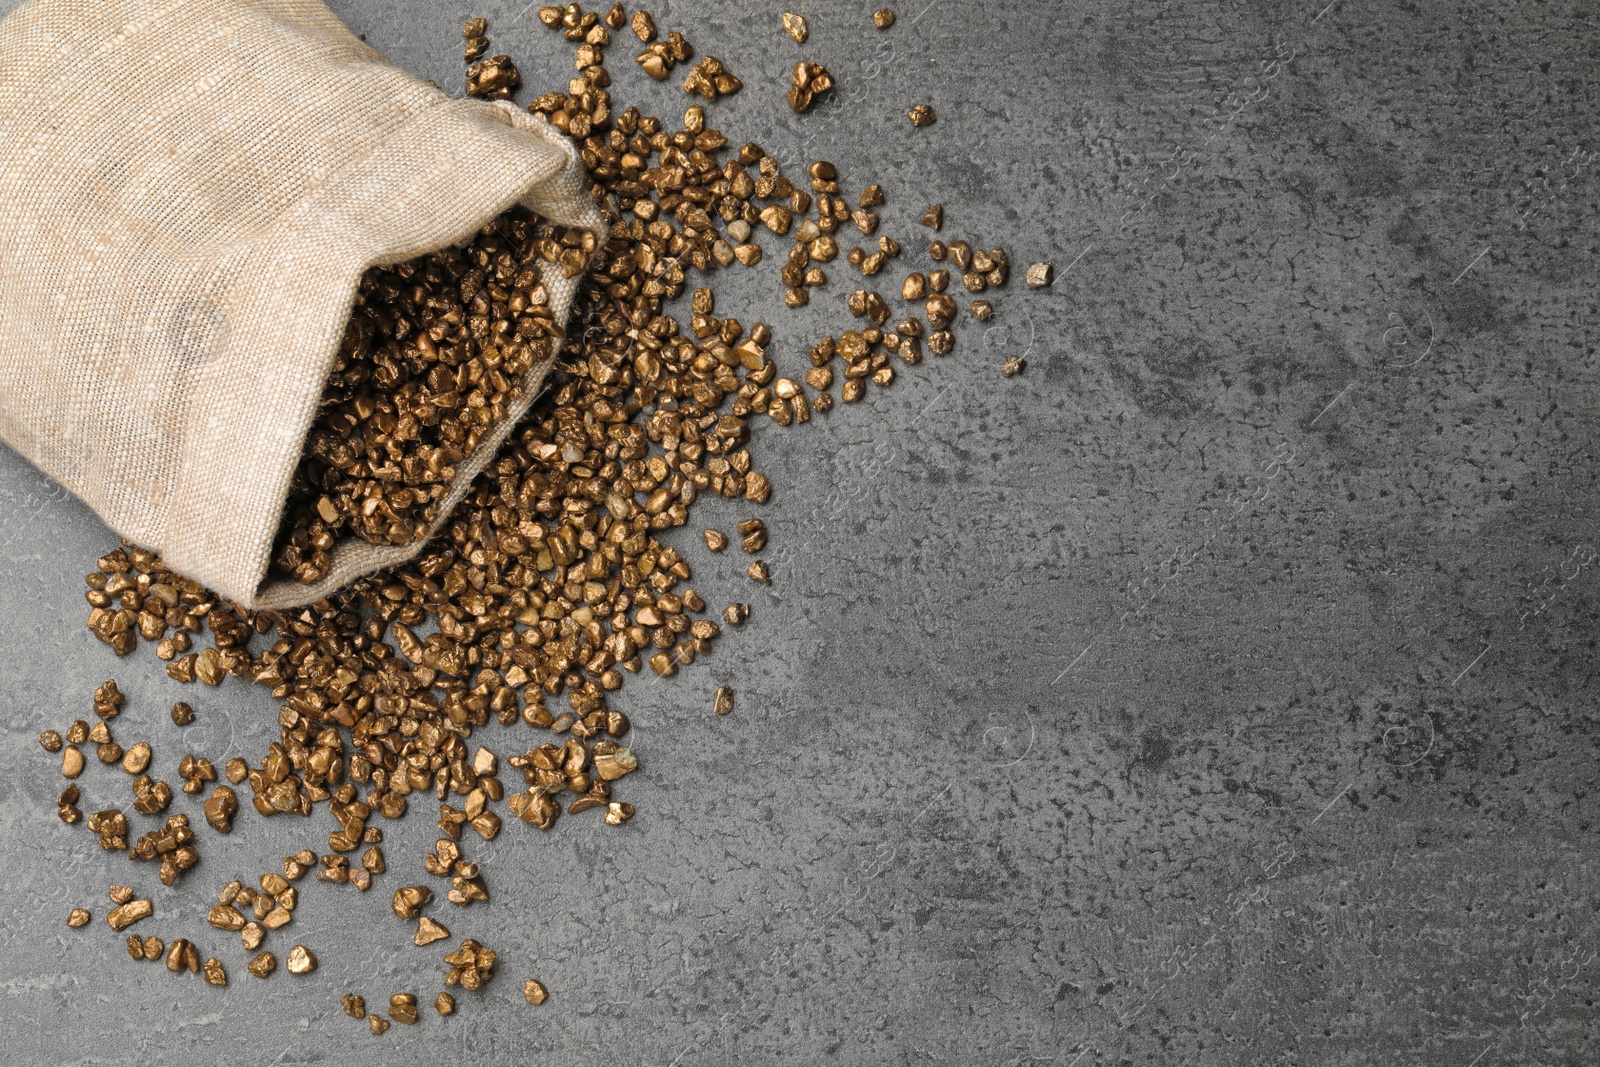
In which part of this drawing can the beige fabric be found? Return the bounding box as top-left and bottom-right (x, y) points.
(0, 0), (602, 609)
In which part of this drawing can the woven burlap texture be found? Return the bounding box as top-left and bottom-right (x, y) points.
(0, 0), (603, 610)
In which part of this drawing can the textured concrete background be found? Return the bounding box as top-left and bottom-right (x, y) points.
(2, 0), (1598, 1063)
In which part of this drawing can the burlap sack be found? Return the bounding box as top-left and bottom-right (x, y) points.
(0, 0), (603, 609)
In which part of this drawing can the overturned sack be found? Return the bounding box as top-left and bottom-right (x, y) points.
(0, 0), (603, 608)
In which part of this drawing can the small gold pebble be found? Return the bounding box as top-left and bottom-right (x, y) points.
(415, 916), (451, 946)
(782, 11), (807, 42)
(392, 885), (433, 919)
(121, 741), (151, 775)
(67, 908), (90, 927)
(106, 899), (151, 931)
(204, 958), (227, 986)
(714, 686), (735, 716)
(524, 979), (549, 1005)
(745, 471), (772, 504)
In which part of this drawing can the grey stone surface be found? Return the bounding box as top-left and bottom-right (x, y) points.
(2, 0), (1598, 1063)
